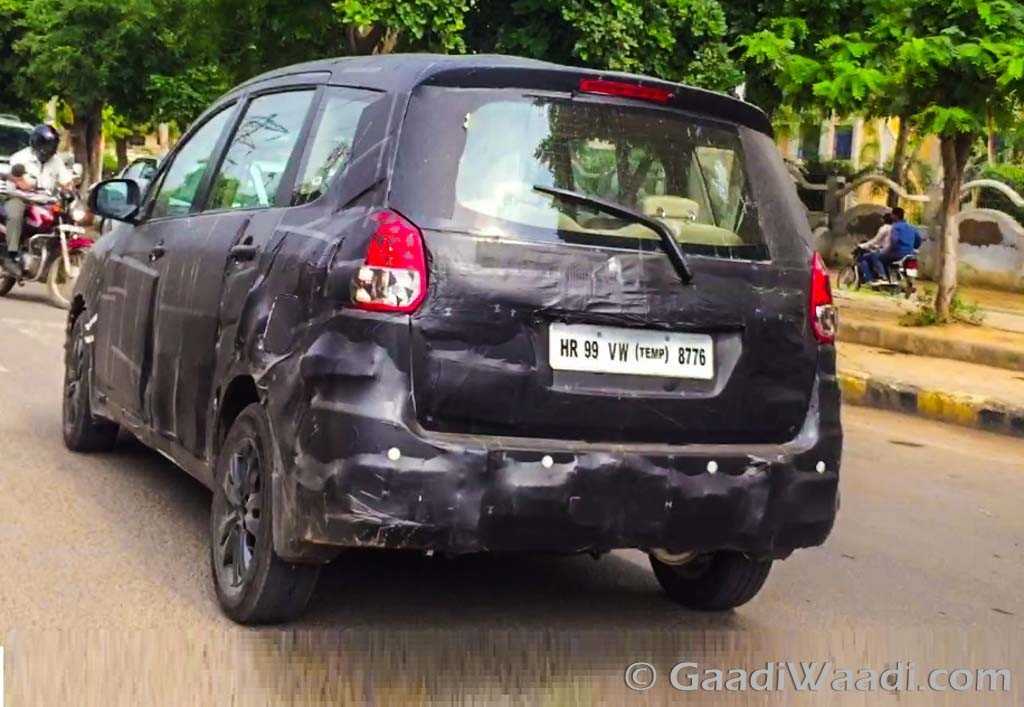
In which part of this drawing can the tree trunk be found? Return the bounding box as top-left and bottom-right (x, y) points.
(115, 137), (129, 172)
(886, 116), (910, 208)
(934, 133), (974, 321)
(346, 24), (385, 55)
(69, 104), (104, 190)
(987, 111), (997, 163)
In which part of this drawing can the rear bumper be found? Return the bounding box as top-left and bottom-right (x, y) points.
(274, 350), (842, 561)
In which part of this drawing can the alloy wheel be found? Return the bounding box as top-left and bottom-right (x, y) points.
(213, 439), (264, 594)
(63, 331), (85, 429)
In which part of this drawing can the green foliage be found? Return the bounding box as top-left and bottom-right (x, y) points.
(17, 0), (153, 115)
(148, 64), (230, 127)
(0, 0), (28, 114)
(900, 289), (985, 326)
(102, 150), (120, 176)
(800, 157), (858, 180)
(101, 106), (136, 142)
(739, 0), (1024, 137)
(726, 0), (866, 115)
(468, 0), (742, 92)
(211, 0), (345, 83)
(15, 0), (227, 127)
(975, 162), (1024, 223)
(335, 0), (473, 52)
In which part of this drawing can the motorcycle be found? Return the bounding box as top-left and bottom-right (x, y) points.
(0, 186), (93, 309)
(836, 244), (919, 298)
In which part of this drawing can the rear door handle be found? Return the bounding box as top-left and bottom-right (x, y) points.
(229, 243), (259, 261)
(149, 243), (166, 261)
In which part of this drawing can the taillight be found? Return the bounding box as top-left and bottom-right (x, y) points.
(810, 252), (837, 344)
(578, 78), (673, 104)
(352, 211), (427, 313)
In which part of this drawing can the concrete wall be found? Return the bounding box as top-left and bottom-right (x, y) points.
(918, 209), (1024, 293)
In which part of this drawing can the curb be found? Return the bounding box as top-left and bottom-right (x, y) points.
(838, 320), (1024, 373)
(838, 370), (1024, 438)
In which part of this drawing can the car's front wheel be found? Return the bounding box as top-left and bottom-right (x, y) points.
(63, 313), (119, 452)
(210, 403), (320, 624)
(650, 551), (772, 611)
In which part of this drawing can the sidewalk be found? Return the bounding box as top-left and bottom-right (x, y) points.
(838, 343), (1024, 436)
(835, 286), (1024, 371)
(834, 283), (1024, 436)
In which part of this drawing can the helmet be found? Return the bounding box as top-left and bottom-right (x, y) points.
(29, 124), (60, 163)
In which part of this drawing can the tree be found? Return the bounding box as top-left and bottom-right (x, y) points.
(0, 0), (30, 116)
(740, 0), (1024, 320)
(722, 0), (864, 116)
(334, 0), (475, 54)
(466, 0), (742, 92)
(17, 0), (153, 184)
(210, 0), (346, 84)
(15, 0), (230, 182)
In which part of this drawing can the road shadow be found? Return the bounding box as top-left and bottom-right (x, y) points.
(39, 438), (807, 705)
(2, 282), (57, 308)
(86, 436), (744, 634)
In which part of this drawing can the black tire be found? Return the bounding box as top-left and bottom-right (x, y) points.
(47, 251), (84, 310)
(836, 265), (859, 291)
(63, 313), (119, 452)
(0, 275), (14, 297)
(650, 551), (772, 611)
(210, 403), (320, 625)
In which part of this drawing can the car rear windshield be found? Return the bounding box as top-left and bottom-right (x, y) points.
(0, 125), (30, 157)
(391, 87), (769, 260)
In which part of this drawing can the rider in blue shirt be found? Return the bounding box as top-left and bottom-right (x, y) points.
(864, 207), (921, 283)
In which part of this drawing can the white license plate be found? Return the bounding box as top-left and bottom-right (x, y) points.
(548, 323), (714, 380)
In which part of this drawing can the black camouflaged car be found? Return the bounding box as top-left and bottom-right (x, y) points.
(70, 54), (841, 624)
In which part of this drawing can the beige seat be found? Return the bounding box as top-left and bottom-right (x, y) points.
(640, 195), (744, 247)
(640, 195), (701, 224)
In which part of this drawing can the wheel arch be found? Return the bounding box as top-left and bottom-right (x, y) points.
(215, 374), (262, 458)
(68, 294), (87, 331)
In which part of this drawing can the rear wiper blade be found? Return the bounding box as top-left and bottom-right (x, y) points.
(533, 185), (693, 284)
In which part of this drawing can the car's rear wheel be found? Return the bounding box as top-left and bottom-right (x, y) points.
(650, 551), (772, 611)
(63, 313), (119, 452)
(210, 403), (320, 624)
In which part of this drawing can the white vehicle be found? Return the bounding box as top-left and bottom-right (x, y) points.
(0, 113), (33, 173)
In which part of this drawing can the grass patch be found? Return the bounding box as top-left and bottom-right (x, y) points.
(900, 289), (986, 327)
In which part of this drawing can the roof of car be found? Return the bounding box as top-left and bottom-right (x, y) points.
(231, 54), (773, 136)
(0, 114), (32, 129)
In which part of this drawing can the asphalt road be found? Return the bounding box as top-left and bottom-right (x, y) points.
(1, 283), (1022, 705)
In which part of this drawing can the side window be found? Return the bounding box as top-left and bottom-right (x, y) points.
(150, 108), (233, 220)
(206, 90), (315, 211)
(293, 87), (380, 205)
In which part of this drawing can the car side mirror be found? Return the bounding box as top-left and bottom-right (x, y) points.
(89, 179), (141, 223)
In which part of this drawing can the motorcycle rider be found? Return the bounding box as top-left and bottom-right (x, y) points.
(2, 124), (74, 278)
(862, 207), (922, 284)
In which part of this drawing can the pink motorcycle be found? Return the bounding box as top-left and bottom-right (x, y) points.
(0, 187), (93, 309)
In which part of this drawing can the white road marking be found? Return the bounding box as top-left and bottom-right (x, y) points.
(1, 317), (65, 331)
(15, 325), (56, 345)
